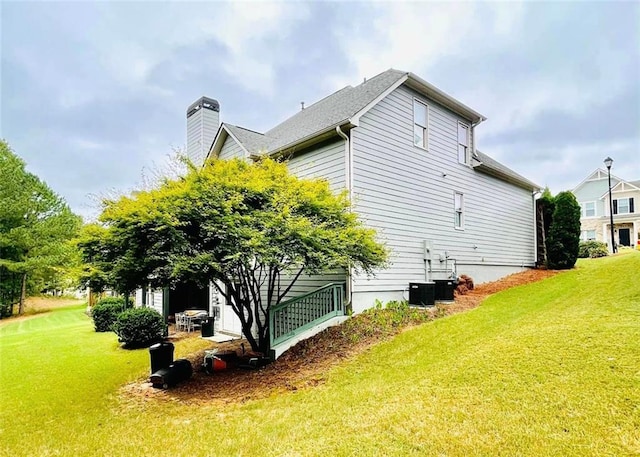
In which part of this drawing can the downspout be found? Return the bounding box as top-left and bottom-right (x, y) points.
(470, 117), (484, 158)
(336, 125), (353, 311)
(532, 190), (540, 266)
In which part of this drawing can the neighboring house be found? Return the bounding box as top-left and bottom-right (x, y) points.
(202, 68), (540, 338)
(573, 169), (640, 250)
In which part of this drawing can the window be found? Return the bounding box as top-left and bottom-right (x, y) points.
(582, 230), (596, 241)
(413, 99), (428, 149)
(583, 201), (595, 217)
(613, 197), (635, 215)
(454, 192), (464, 229)
(458, 123), (469, 164)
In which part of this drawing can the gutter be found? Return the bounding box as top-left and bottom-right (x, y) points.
(335, 125), (354, 311)
(470, 117), (484, 160)
(252, 121), (356, 161)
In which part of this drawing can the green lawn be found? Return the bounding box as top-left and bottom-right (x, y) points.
(1, 252), (639, 456)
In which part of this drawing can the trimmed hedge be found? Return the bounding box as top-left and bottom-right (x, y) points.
(92, 298), (129, 332)
(578, 241), (609, 258)
(112, 307), (164, 348)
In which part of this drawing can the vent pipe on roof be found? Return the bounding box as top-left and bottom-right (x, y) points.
(186, 96), (220, 167)
(301, 101), (305, 111)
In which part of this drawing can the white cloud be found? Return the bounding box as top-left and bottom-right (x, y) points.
(330, 3), (525, 87)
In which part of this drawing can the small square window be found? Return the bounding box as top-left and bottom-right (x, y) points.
(583, 202), (595, 217)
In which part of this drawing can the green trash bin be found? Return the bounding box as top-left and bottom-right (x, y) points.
(201, 317), (214, 337)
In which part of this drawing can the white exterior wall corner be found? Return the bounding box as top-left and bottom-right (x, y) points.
(349, 84), (535, 312)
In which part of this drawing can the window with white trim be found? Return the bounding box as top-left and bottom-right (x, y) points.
(613, 197), (634, 214)
(582, 230), (596, 241)
(458, 123), (469, 164)
(583, 201), (595, 217)
(454, 192), (464, 229)
(413, 99), (428, 149)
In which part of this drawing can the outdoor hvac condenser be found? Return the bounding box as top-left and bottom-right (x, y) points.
(409, 282), (436, 306)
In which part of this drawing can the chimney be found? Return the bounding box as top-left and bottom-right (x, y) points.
(186, 96), (220, 166)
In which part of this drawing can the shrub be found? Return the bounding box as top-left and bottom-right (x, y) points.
(578, 241), (609, 258)
(546, 191), (581, 269)
(112, 307), (164, 348)
(91, 298), (129, 332)
(340, 299), (435, 343)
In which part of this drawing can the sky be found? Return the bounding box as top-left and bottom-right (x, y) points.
(2, 1), (639, 221)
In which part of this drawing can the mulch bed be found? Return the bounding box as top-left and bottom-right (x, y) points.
(120, 268), (558, 406)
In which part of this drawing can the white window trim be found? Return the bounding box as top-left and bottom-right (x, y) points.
(457, 122), (470, 165)
(454, 192), (464, 230)
(413, 98), (429, 150)
(582, 201), (596, 218)
(614, 197), (632, 215)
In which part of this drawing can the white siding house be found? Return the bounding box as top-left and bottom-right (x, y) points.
(207, 69), (540, 315)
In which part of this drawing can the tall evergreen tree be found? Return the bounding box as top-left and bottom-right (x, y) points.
(546, 191), (581, 270)
(0, 140), (82, 315)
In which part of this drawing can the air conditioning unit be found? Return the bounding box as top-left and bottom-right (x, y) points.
(434, 279), (456, 302)
(409, 282), (435, 306)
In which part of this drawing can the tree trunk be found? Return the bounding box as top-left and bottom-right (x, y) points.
(18, 273), (27, 315)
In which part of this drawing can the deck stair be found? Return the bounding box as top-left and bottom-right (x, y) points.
(269, 282), (347, 359)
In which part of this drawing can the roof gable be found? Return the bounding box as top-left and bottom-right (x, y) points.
(207, 68), (488, 159)
(208, 124), (249, 160)
(263, 69), (408, 154)
(600, 179), (640, 198)
(572, 168), (622, 193)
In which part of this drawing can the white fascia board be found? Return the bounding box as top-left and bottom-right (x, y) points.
(350, 74), (409, 125)
(207, 124), (228, 162)
(598, 180), (640, 199)
(208, 124), (251, 161)
(405, 72), (486, 123)
(265, 121), (356, 158)
(224, 127), (251, 158)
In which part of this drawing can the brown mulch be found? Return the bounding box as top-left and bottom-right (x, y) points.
(120, 268), (558, 407)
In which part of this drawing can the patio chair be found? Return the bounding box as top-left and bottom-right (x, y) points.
(175, 312), (185, 332)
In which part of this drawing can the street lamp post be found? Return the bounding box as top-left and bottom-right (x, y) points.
(604, 157), (616, 254)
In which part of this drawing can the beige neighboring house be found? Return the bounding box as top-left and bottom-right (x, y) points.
(572, 169), (640, 251)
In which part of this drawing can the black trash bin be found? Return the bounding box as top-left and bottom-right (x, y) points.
(150, 359), (193, 389)
(200, 316), (214, 337)
(149, 341), (174, 374)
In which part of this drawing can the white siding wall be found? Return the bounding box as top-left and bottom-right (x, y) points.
(187, 109), (219, 166)
(218, 135), (246, 160)
(280, 139), (348, 300)
(286, 139), (346, 192)
(149, 289), (164, 316)
(350, 84), (535, 310)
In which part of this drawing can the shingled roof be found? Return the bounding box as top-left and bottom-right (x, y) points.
(472, 150), (540, 190)
(211, 69), (536, 190)
(218, 69), (408, 156)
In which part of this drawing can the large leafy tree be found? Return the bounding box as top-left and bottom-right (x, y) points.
(546, 191), (581, 269)
(0, 140), (82, 316)
(81, 158), (388, 352)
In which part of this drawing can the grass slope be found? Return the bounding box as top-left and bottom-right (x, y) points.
(1, 253), (638, 456)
